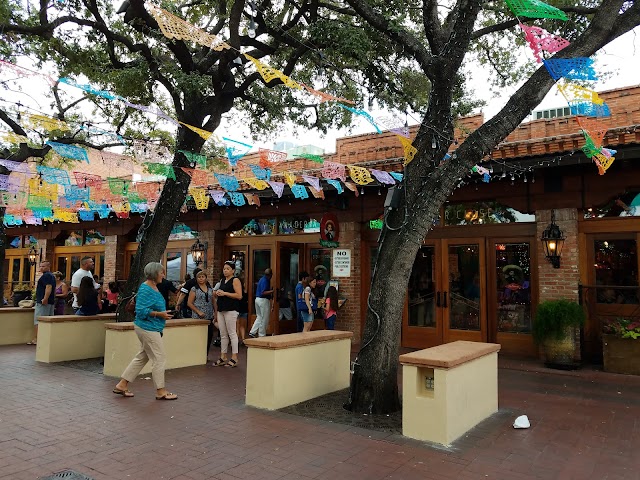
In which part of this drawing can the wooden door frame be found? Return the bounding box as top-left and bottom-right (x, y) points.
(442, 238), (487, 343)
(487, 236), (538, 357)
(402, 241), (444, 349)
(274, 241), (304, 334)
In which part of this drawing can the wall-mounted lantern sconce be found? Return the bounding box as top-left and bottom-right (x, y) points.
(190, 238), (208, 266)
(28, 245), (38, 266)
(541, 210), (565, 269)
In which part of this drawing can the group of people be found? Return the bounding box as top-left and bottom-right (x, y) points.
(30, 256), (119, 345)
(111, 261), (341, 401)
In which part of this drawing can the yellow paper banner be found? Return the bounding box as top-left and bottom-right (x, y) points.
(284, 172), (297, 187)
(396, 135), (418, 165)
(244, 177), (269, 190)
(147, 3), (230, 51)
(348, 165), (375, 185)
(244, 54), (302, 90)
(25, 113), (71, 133)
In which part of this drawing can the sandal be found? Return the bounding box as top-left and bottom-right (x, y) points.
(156, 392), (178, 400)
(213, 358), (227, 367)
(225, 359), (238, 368)
(113, 388), (134, 398)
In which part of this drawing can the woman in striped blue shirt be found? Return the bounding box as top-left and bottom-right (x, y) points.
(113, 262), (177, 400)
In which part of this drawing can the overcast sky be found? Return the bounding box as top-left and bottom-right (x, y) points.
(2, 25), (639, 157)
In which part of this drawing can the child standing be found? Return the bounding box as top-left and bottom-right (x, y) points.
(324, 286), (339, 330)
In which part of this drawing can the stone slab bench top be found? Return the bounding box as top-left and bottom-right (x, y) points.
(399, 341), (501, 369)
(0, 307), (35, 313)
(244, 330), (353, 349)
(38, 313), (117, 323)
(105, 319), (209, 330)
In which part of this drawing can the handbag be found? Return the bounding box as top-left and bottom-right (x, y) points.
(125, 294), (136, 313)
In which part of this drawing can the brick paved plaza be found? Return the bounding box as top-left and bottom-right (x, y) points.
(1, 345), (640, 480)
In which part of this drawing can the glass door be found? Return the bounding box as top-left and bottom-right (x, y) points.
(275, 242), (301, 334)
(442, 239), (487, 343)
(490, 239), (536, 356)
(403, 243), (443, 348)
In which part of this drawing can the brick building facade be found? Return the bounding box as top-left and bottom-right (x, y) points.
(6, 84), (640, 360)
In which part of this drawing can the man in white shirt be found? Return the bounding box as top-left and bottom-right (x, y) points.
(71, 256), (100, 312)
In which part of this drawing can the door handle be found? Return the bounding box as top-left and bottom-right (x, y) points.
(443, 291), (448, 308)
(436, 291), (441, 307)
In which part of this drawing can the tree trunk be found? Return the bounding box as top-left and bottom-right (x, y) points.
(117, 162), (192, 319)
(0, 207), (6, 306)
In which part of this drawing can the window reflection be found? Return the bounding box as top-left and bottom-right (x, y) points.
(408, 246), (436, 327)
(496, 243), (532, 333)
(595, 239), (638, 304)
(449, 244), (480, 331)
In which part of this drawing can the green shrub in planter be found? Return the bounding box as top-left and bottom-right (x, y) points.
(533, 299), (585, 368)
(532, 299), (586, 344)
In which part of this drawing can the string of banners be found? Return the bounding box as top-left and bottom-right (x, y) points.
(0, 149), (406, 225)
(501, 0), (614, 176)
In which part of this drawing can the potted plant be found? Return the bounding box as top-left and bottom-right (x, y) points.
(12, 283), (32, 306)
(602, 317), (640, 375)
(532, 299), (586, 369)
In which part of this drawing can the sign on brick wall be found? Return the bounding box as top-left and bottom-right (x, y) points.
(332, 249), (351, 277)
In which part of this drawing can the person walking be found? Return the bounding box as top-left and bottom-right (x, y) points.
(213, 261), (242, 368)
(113, 262), (177, 400)
(29, 261), (56, 345)
(52, 271), (69, 316)
(302, 277), (318, 332)
(186, 271), (214, 355)
(76, 276), (101, 316)
(324, 286), (339, 330)
(70, 256), (100, 313)
(295, 271), (310, 332)
(249, 268), (273, 338)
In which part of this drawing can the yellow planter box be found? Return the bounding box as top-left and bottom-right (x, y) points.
(102, 319), (209, 377)
(244, 330), (353, 410)
(0, 307), (35, 345)
(400, 341), (501, 446)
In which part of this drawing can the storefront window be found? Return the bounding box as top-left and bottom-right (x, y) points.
(168, 223), (197, 240)
(278, 216), (320, 234)
(12, 259), (20, 282)
(64, 231), (83, 246)
(85, 230), (106, 245)
(8, 236), (21, 248)
(310, 248), (332, 300)
(166, 252), (182, 283)
(230, 218), (276, 236)
(448, 244), (480, 331)
(585, 191), (640, 218)
(252, 250), (271, 310)
(444, 202), (535, 225)
(496, 243), (532, 333)
(409, 246), (436, 328)
(594, 239), (638, 304)
(24, 235), (38, 248)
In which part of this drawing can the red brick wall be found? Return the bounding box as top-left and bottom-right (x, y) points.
(332, 221), (363, 342)
(103, 235), (125, 284)
(536, 208), (580, 303)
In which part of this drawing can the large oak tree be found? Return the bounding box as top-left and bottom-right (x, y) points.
(343, 0), (640, 413)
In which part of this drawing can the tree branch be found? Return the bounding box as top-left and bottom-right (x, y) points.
(344, 0), (434, 74)
(422, 0), (446, 55)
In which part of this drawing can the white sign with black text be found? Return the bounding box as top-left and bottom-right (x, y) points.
(332, 249), (351, 277)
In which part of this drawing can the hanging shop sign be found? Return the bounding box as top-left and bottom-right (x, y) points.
(332, 249), (351, 277)
(320, 212), (339, 247)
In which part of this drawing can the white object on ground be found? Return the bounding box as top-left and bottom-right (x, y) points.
(513, 415), (530, 429)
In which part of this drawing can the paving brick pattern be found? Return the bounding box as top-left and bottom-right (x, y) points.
(2, 346), (640, 480)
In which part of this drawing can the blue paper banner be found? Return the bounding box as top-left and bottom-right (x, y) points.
(325, 179), (343, 194)
(46, 141), (89, 163)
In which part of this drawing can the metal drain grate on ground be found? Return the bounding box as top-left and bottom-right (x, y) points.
(278, 388), (402, 434)
(39, 470), (95, 480)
